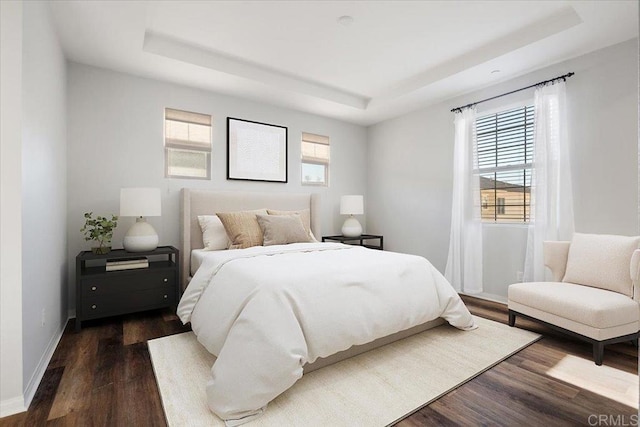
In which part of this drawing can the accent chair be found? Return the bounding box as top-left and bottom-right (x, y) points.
(508, 233), (640, 365)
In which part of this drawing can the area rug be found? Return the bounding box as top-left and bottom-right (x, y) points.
(148, 316), (540, 426)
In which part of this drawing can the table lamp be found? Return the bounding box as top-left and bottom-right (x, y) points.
(340, 195), (363, 237)
(120, 188), (161, 252)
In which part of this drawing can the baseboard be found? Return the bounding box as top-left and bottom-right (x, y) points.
(68, 308), (76, 319)
(0, 395), (26, 418)
(22, 317), (69, 410)
(461, 292), (508, 304)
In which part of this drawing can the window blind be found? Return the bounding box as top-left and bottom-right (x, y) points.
(301, 132), (330, 186)
(477, 105), (534, 222)
(164, 108), (212, 151)
(164, 108), (212, 179)
(301, 132), (330, 163)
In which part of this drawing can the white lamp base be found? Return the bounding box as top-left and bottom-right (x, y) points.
(123, 217), (159, 252)
(341, 216), (362, 237)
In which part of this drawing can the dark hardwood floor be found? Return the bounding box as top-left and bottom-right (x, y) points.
(400, 296), (638, 427)
(1, 296), (637, 426)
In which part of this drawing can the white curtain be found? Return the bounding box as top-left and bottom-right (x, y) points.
(524, 81), (574, 282)
(445, 108), (483, 294)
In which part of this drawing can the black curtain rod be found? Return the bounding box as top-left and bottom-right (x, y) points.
(450, 72), (575, 113)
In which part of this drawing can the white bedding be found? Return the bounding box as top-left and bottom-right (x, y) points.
(177, 242), (476, 425)
(190, 248), (209, 276)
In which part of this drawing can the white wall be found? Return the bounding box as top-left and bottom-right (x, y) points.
(0, 0), (25, 417)
(67, 64), (368, 311)
(367, 39), (639, 300)
(366, 105), (454, 271)
(21, 0), (68, 406)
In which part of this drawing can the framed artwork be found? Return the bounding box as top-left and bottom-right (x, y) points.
(227, 117), (288, 183)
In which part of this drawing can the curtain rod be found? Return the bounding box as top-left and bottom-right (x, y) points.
(450, 72), (575, 113)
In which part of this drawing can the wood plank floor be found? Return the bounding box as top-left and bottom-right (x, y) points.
(1, 296), (637, 426)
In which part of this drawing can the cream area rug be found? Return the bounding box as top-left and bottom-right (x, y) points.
(148, 316), (540, 427)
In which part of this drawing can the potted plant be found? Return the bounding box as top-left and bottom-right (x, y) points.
(81, 212), (118, 254)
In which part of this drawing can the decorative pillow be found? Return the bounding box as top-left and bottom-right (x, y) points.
(216, 209), (268, 249)
(267, 208), (318, 242)
(256, 214), (311, 246)
(562, 233), (640, 297)
(197, 215), (230, 251)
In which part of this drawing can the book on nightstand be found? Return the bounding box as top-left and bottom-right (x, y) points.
(105, 256), (149, 271)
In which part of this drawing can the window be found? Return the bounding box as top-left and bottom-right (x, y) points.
(477, 105), (534, 223)
(164, 108), (212, 179)
(301, 132), (329, 186)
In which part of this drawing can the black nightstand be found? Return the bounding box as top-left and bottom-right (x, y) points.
(322, 234), (384, 250)
(75, 246), (180, 331)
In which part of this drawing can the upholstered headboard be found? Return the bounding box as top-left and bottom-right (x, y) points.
(180, 188), (321, 291)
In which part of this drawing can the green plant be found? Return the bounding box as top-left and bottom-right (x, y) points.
(81, 212), (118, 253)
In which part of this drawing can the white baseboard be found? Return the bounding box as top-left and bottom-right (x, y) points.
(22, 316), (69, 411)
(0, 395), (26, 418)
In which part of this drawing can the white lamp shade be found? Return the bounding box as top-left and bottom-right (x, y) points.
(340, 195), (364, 215)
(120, 188), (161, 217)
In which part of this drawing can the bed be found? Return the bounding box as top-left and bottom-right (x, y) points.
(177, 188), (476, 425)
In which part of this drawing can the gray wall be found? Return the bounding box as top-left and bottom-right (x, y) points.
(367, 39), (639, 300)
(0, 0), (73, 413)
(66, 63), (368, 312)
(0, 0), (25, 414)
(21, 0), (68, 402)
(366, 105), (454, 272)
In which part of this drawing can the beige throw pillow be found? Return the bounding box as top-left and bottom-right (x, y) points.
(197, 215), (230, 251)
(216, 209), (268, 249)
(267, 208), (317, 241)
(562, 233), (640, 297)
(256, 214), (311, 246)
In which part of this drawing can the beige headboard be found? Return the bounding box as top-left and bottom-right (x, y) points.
(180, 188), (322, 291)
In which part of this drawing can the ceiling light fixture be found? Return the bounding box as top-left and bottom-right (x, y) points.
(337, 15), (354, 26)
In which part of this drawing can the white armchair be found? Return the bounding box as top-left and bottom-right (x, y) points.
(508, 233), (640, 365)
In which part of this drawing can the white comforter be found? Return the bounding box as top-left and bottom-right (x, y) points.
(177, 242), (476, 425)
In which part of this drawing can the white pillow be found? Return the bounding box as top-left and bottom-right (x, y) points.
(562, 233), (640, 297)
(197, 215), (230, 251)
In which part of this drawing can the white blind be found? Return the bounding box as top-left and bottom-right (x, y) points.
(301, 132), (329, 164)
(164, 108), (212, 152)
(165, 108), (212, 179)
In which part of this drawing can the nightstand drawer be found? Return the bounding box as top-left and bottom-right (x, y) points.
(82, 285), (175, 320)
(81, 270), (175, 295)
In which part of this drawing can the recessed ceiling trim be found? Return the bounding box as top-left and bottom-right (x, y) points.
(373, 7), (583, 101)
(143, 31), (370, 110)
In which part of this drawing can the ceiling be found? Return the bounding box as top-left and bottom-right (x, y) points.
(49, 1), (638, 126)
